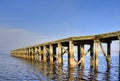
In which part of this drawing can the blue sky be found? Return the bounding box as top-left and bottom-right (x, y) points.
(0, 0), (120, 53)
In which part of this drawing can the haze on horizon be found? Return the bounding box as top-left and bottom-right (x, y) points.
(0, 0), (120, 54)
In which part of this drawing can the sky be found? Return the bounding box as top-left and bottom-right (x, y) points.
(0, 0), (120, 53)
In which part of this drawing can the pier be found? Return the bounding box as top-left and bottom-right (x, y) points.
(11, 31), (120, 70)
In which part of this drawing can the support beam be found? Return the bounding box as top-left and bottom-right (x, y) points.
(43, 45), (47, 62)
(99, 40), (107, 59)
(98, 39), (111, 68)
(81, 44), (84, 68)
(77, 45), (81, 63)
(27, 48), (29, 59)
(118, 36), (120, 68)
(84, 47), (91, 56)
(94, 40), (99, 71)
(107, 41), (111, 69)
(41, 47), (44, 61)
(60, 44), (69, 53)
(53, 46), (56, 62)
(28, 48), (31, 60)
(38, 46), (42, 61)
(75, 45), (90, 67)
(31, 48), (34, 60)
(58, 42), (62, 65)
(69, 41), (74, 68)
(32, 47), (35, 60)
(50, 44), (53, 64)
(75, 58), (83, 67)
(35, 47), (38, 60)
(119, 38), (120, 56)
(90, 43), (94, 67)
(62, 48), (68, 55)
(118, 36), (120, 55)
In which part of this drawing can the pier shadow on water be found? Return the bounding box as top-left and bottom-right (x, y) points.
(0, 54), (120, 81)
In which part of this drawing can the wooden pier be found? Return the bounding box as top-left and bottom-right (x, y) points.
(11, 31), (120, 70)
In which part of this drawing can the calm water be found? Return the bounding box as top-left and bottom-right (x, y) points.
(0, 54), (120, 81)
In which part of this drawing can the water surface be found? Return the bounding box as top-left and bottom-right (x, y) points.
(0, 54), (120, 81)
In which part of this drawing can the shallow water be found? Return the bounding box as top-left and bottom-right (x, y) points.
(0, 54), (120, 81)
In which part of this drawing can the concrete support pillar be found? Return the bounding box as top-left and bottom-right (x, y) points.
(69, 41), (74, 68)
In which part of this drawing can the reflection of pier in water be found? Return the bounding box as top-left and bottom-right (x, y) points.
(11, 31), (120, 80)
(16, 58), (119, 81)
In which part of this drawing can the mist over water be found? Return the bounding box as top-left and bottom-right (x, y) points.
(0, 54), (120, 81)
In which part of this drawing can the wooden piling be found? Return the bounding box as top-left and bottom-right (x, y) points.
(118, 36), (120, 67)
(68, 68), (74, 81)
(81, 44), (84, 68)
(119, 38), (120, 55)
(33, 47), (35, 60)
(31, 48), (34, 60)
(53, 46), (56, 62)
(58, 42), (62, 65)
(90, 43), (94, 67)
(69, 41), (74, 68)
(50, 44), (53, 64)
(26, 49), (28, 59)
(29, 48), (32, 60)
(94, 40), (99, 71)
(77, 45), (81, 63)
(43, 45), (47, 62)
(107, 41), (111, 68)
(39, 46), (42, 61)
(118, 36), (120, 56)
